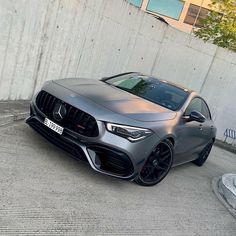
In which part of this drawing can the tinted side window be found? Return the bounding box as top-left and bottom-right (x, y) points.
(185, 98), (202, 115)
(201, 100), (211, 120)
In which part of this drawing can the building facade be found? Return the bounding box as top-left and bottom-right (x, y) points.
(128, 0), (213, 33)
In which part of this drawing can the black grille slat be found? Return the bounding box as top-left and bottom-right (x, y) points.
(35, 91), (99, 137)
(45, 94), (53, 114)
(48, 97), (57, 116)
(37, 91), (45, 110)
(81, 114), (90, 128)
(72, 108), (79, 120)
(41, 92), (49, 112)
(65, 105), (73, 121)
(75, 111), (85, 124)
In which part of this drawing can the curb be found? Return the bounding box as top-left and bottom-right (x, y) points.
(212, 176), (236, 218)
(214, 139), (236, 154)
(0, 112), (29, 127)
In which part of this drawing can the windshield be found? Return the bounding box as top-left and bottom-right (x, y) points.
(104, 74), (189, 111)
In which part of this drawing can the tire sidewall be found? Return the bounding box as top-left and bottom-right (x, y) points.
(193, 140), (214, 166)
(135, 139), (174, 186)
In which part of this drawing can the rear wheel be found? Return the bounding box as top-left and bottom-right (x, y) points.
(135, 140), (174, 186)
(193, 140), (214, 166)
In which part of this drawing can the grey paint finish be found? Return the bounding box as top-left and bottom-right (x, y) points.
(53, 78), (176, 122)
(27, 74), (217, 182)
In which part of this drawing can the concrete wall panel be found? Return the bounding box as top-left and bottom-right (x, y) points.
(0, 0), (236, 141)
(201, 51), (236, 140)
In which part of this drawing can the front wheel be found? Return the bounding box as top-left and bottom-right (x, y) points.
(135, 140), (174, 186)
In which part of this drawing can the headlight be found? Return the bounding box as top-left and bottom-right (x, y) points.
(106, 123), (153, 142)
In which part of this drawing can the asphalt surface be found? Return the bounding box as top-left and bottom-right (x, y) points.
(0, 121), (236, 236)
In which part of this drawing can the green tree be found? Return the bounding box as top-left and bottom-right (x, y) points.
(194, 0), (236, 52)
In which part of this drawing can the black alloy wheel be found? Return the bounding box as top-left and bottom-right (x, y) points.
(193, 140), (214, 166)
(135, 139), (173, 186)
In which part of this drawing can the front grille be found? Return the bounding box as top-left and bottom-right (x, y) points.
(36, 90), (99, 137)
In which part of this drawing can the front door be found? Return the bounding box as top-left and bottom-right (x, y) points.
(174, 97), (209, 165)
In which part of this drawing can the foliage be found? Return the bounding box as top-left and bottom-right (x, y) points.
(194, 0), (236, 52)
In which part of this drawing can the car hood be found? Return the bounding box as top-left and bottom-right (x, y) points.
(53, 78), (176, 122)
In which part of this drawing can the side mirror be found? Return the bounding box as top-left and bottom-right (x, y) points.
(184, 111), (206, 123)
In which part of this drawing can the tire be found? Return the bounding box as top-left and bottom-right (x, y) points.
(193, 140), (214, 167)
(135, 139), (174, 186)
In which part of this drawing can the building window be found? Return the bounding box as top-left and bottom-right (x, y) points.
(146, 0), (184, 20)
(184, 4), (210, 27)
(128, 0), (143, 8)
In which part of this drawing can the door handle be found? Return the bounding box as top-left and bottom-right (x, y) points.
(199, 124), (203, 131)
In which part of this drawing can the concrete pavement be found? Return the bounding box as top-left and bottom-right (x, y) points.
(0, 121), (235, 235)
(0, 100), (29, 126)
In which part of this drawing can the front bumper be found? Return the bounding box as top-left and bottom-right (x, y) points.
(27, 102), (139, 180)
(26, 91), (160, 181)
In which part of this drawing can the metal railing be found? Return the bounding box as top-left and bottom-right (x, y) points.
(224, 129), (236, 144)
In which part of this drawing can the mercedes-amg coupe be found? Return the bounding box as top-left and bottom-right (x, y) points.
(26, 72), (216, 186)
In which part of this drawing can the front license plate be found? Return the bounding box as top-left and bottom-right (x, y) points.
(44, 118), (64, 135)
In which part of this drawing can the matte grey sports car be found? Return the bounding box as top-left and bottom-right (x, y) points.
(26, 72), (216, 186)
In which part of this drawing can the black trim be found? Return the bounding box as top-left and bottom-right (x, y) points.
(26, 117), (88, 162)
(87, 145), (134, 177)
(101, 72), (139, 82)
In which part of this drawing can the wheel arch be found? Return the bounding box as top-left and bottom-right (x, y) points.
(166, 137), (175, 146)
(159, 134), (176, 148)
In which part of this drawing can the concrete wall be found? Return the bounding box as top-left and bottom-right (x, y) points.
(0, 0), (236, 141)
